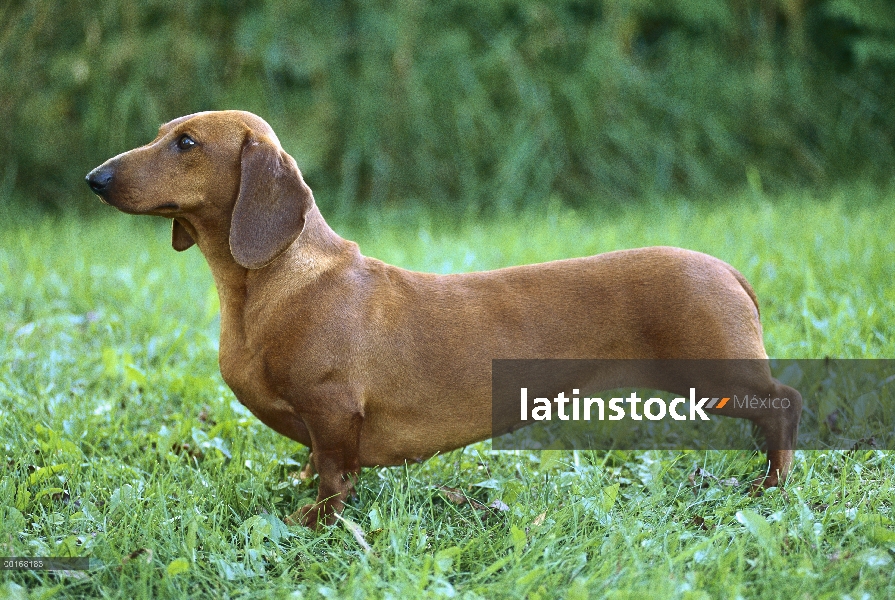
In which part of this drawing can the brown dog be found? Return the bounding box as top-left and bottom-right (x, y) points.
(87, 110), (801, 527)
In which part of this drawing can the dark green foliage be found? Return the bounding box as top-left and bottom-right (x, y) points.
(2, 0), (894, 210)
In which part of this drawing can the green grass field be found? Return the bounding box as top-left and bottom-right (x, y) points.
(1, 188), (894, 598)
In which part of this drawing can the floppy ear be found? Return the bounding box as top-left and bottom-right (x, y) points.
(172, 219), (195, 251)
(230, 135), (312, 269)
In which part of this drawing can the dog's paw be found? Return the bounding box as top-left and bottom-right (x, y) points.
(284, 504), (320, 528)
(285, 503), (336, 529)
(748, 473), (781, 496)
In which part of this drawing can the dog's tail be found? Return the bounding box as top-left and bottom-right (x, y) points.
(727, 264), (760, 319)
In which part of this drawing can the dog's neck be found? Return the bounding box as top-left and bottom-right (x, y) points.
(186, 203), (359, 358)
(271, 204), (359, 284)
(190, 203), (357, 299)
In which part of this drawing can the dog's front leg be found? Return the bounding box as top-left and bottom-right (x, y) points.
(285, 401), (363, 528)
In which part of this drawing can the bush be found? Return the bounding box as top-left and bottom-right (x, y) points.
(2, 0), (894, 210)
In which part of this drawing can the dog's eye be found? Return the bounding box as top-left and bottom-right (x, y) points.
(176, 134), (197, 151)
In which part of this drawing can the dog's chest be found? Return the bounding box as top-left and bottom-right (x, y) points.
(219, 351), (260, 405)
(217, 335), (280, 407)
(218, 345), (312, 446)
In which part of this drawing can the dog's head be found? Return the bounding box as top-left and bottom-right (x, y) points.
(86, 110), (313, 269)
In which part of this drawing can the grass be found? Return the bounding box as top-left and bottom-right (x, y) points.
(1, 187), (894, 598)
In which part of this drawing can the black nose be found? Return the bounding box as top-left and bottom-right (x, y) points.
(86, 167), (113, 195)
